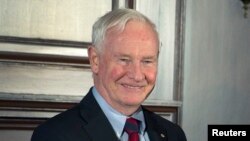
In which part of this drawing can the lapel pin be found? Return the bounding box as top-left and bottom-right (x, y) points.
(160, 133), (165, 138)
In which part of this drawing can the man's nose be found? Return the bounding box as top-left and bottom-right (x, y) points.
(128, 62), (145, 81)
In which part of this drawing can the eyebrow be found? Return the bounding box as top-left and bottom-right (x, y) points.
(142, 56), (157, 60)
(114, 53), (157, 60)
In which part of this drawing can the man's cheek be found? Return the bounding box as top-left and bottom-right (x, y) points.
(110, 67), (125, 78)
(146, 71), (157, 84)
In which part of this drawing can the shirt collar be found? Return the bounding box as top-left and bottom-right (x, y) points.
(92, 87), (147, 138)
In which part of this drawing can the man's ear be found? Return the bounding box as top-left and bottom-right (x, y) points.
(88, 45), (99, 74)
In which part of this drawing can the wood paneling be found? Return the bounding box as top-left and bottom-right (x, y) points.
(0, 99), (178, 130)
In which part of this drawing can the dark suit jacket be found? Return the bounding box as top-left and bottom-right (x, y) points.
(31, 88), (186, 141)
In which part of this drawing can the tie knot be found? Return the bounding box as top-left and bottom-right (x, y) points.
(124, 117), (140, 134)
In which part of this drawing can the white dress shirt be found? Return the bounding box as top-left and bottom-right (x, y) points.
(92, 87), (150, 141)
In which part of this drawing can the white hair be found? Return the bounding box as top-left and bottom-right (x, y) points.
(92, 8), (158, 51)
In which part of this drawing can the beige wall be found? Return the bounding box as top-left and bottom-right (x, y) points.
(0, 0), (111, 42)
(182, 0), (250, 141)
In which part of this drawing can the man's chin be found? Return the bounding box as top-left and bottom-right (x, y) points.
(122, 99), (144, 107)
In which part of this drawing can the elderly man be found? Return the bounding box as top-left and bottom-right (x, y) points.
(31, 8), (186, 141)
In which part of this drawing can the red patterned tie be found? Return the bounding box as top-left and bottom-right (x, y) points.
(124, 117), (140, 141)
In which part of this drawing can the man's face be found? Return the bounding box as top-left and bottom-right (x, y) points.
(89, 20), (159, 114)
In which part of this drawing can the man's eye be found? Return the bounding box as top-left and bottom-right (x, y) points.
(120, 58), (130, 62)
(119, 58), (131, 64)
(143, 60), (153, 64)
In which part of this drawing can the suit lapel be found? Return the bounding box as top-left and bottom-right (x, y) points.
(143, 108), (168, 141)
(77, 89), (169, 141)
(78, 89), (119, 141)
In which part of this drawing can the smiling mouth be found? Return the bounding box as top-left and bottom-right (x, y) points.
(122, 84), (145, 89)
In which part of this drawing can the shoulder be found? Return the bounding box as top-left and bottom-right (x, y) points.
(31, 104), (83, 141)
(143, 107), (187, 141)
(32, 89), (97, 140)
(41, 104), (82, 127)
(143, 107), (175, 126)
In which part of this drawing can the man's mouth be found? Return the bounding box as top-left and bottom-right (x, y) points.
(122, 84), (145, 89)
